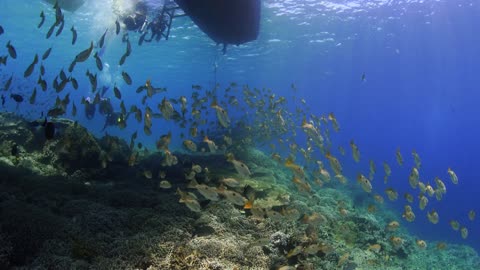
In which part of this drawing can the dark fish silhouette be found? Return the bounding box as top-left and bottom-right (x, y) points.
(68, 60), (76, 72)
(10, 94), (23, 103)
(119, 53), (127, 66)
(40, 64), (45, 76)
(121, 71), (132, 85)
(54, 2), (63, 26)
(1, 95), (5, 106)
(72, 102), (77, 116)
(74, 41), (93, 62)
(59, 69), (67, 81)
(24, 54), (39, 78)
(37, 76), (47, 91)
(46, 23), (55, 39)
(6, 41), (16, 59)
(38, 11), (45, 28)
(71, 26), (77, 45)
(4, 75), (13, 91)
(70, 77), (78, 90)
(94, 52), (103, 71)
(29, 87), (37, 104)
(98, 29), (107, 48)
(0, 55), (7, 66)
(42, 47), (52, 60)
(113, 85), (121, 99)
(55, 16), (65, 36)
(0, 25), (4, 35)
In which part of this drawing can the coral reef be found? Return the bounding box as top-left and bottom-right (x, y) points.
(0, 113), (479, 270)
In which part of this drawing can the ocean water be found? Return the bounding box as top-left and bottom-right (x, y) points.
(1, 0), (480, 268)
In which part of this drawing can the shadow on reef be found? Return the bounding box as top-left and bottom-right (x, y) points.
(1, 113), (480, 270)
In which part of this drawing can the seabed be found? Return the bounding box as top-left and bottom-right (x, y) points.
(0, 112), (478, 270)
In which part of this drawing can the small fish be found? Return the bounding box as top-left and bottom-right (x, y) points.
(59, 69), (67, 81)
(385, 187), (398, 201)
(203, 136), (218, 153)
(98, 29), (108, 48)
(121, 71), (132, 85)
(46, 23), (55, 39)
(182, 140), (197, 152)
(325, 152), (342, 175)
(74, 41), (94, 62)
(113, 85), (121, 100)
(328, 112), (340, 132)
(418, 194), (428, 210)
(143, 170), (153, 179)
(350, 140), (360, 162)
(126, 39), (132, 56)
(395, 148), (404, 166)
(357, 174), (372, 193)
(70, 77), (78, 90)
(6, 41), (16, 59)
(42, 47), (52, 60)
(447, 168), (458, 185)
(10, 94), (23, 103)
(55, 17), (65, 36)
(156, 132), (172, 151)
(38, 11), (45, 28)
(71, 26), (77, 45)
(227, 154), (251, 177)
(402, 205), (415, 222)
(54, 2), (63, 25)
(86, 70), (97, 92)
(450, 220), (460, 231)
(361, 72), (366, 81)
(72, 102), (77, 116)
(436, 242), (447, 250)
(159, 97), (174, 119)
(1, 95), (5, 106)
(219, 188), (246, 206)
(0, 55), (7, 66)
(68, 60), (76, 72)
(409, 167), (419, 189)
(0, 25), (3, 35)
(29, 87), (37, 104)
(4, 75), (13, 91)
(416, 240), (427, 249)
(427, 209), (439, 224)
(94, 52), (103, 71)
(177, 188), (201, 212)
(468, 210), (475, 221)
(159, 180), (172, 189)
(37, 76), (47, 91)
(386, 220), (400, 231)
(115, 19), (120, 35)
(461, 227), (468, 239)
(211, 101), (231, 128)
(404, 192), (414, 203)
(40, 64), (45, 76)
(24, 54), (39, 78)
(374, 194), (384, 204)
(221, 177), (241, 188)
(412, 150), (421, 169)
(119, 53), (127, 66)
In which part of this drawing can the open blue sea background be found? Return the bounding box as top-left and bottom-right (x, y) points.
(1, 0), (480, 254)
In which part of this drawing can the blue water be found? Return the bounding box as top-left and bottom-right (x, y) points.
(1, 0), (480, 253)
